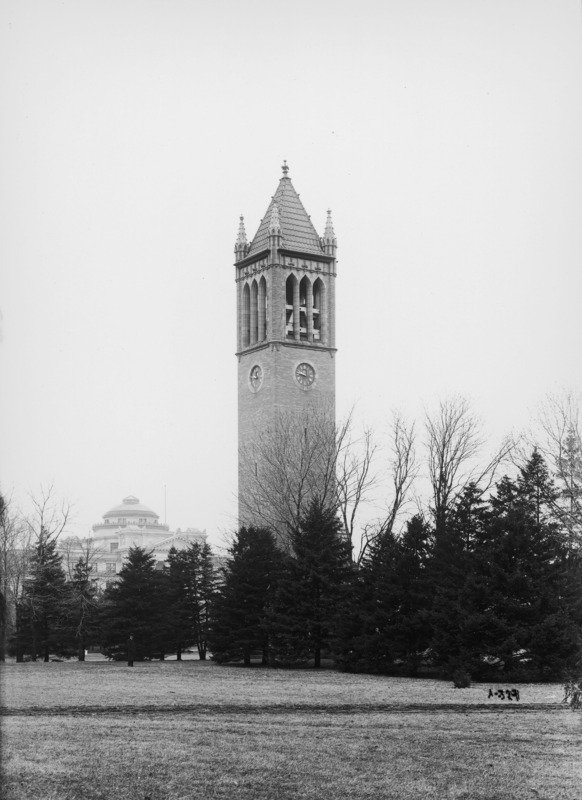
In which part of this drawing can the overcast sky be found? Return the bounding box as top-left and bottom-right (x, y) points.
(1, 0), (581, 545)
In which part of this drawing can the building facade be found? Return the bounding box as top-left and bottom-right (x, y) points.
(60, 495), (207, 588)
(235, 163), (337, 527)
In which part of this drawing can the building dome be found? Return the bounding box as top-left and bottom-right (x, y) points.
(102, 495), (159, 522)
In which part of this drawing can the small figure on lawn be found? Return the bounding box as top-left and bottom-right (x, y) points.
(127, 634), (136, 667)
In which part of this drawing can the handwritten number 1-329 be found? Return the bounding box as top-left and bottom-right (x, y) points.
(488, 688), (520, 701)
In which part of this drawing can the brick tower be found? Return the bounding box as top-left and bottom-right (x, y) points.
(235, 162), (337, 528)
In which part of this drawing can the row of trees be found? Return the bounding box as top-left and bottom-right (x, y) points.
(7, 534), (216, 663)
(8, 449), (578, 680)
(214, 451), (582, 679)
(1, 394), (580, 679)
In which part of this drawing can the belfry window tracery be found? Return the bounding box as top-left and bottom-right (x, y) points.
(299, 276), (310, 341)
(284, 273), (327, 344)
(242, 283), (250, 347)
(286, 275), (296, 339)
(242, 276), (267, 348)
(313, 278), (324, 343)
(258, 276), (267, 342)
(250, 280), (258, 344)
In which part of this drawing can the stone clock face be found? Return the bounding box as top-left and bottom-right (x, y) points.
(249, 364), (263, 392)
(295, 362), (315, 389)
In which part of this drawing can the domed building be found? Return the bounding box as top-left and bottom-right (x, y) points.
(63, 495), (208, 588)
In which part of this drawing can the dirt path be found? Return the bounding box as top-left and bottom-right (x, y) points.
(0, 701), (566, 716)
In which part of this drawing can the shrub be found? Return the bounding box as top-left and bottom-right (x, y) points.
(452, 669), (472, 688)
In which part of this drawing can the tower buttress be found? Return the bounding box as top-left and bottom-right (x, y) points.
(234, 216), (249, 261)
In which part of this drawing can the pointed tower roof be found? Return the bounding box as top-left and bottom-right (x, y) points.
(235, 215), (248, 246)
(324, 209), (336, 241)
(246, 162), (325, 258)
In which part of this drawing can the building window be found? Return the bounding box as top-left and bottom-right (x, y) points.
(106, 563), (116, 574)
(110, 543), (118, 552)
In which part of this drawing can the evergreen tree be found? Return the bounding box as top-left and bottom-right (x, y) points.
(100, 547), (169, 661)
(428, 483), (491, 676)
(270, 500), (353, 668)
(167, 542), (216, 660)
(389, 515), (433, 675)
(62, 557), (101, 660)
(14, 528), (70, 661)
(342, 515), (433, 675)
(555, 425), (582, 548)
(210, 527), (286, 666)
(341, 527), (402, 674)
(166, 546), (195, 660)
(481, 450), (580, 678)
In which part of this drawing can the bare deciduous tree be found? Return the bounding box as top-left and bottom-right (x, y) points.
(239, 403), (335, 542)
(239, 404), (379, 555)
(0, 496), (31, 661)
(26, 485), (72, 543)
(58, 535), (104, 582)
(532, 392), (582, 548)
(336, 420), (378, 558)
(425, 397), (512, 535)
(358, 411), (418, 563)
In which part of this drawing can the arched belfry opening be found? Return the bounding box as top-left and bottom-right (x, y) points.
(250, 280), (259, 345)
(286, 274), (297, 339)
(242, 282), (251, 347)
(258, 276), (267, 342)
(299, 276), (310, 341)
(313, 278), (325, 344)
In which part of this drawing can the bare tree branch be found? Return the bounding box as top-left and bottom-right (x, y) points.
(425, 397), (512, 535)
(239, 403), (380, 558)
(528, 391), (582, 547)
(26, 484), (73, 543)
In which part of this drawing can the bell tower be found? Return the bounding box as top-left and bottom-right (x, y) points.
(235, 163), (337, 526)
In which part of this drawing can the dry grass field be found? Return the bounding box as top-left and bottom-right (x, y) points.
(1, 660), (580, 799)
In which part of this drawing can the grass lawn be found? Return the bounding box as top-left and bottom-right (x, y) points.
(1, 660), (580, 799)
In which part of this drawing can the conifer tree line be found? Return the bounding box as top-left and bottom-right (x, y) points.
(0, 395), (580, 679)
(3, 537), (216, 663)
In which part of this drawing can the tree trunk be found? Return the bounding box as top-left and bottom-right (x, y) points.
(78, 641), (85, 661)
(314, 647), (321, 668)
(31, 621), (37, 661)
(0, 595), (6, 662)
(176, 644), (182, 661)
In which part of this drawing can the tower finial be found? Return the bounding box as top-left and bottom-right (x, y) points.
(281, 160), (289, 177)
(234, 215), (249, 260)
(236, 215), (247, 245)
(324, 209), (336, 240)
(322, 209), (337, 257)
